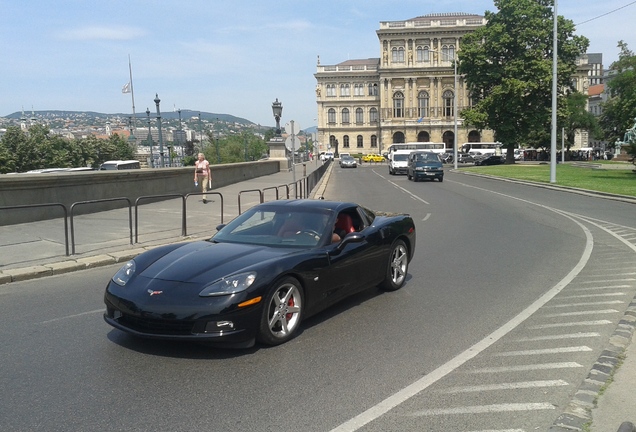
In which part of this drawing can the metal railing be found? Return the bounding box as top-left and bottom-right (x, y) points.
(70, 198), (133, 255)
(0, 203), (69, 256)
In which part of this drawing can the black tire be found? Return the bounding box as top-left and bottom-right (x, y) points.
(407, 172), (412, 180)
(379, 240), (409, 291)
(257, 276), (304, 346)
(439, 176), (444, 182)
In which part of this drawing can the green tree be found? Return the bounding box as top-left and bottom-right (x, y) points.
(600, 41), (636, 151)
(459, 0), (589, 162)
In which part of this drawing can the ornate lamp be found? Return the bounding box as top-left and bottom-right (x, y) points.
(272, 98), (282, 137)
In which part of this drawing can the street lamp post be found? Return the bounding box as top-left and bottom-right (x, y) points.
(154, 94), (165, 168)
(198, 113), (203, 154)
(272, 98), (283, 137)
(550, 0), (558, 183)
(146, 108), (153, 168)
(178, 108), (183, 160)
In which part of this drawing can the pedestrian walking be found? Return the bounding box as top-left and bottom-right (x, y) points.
(194, 153), (212, 203)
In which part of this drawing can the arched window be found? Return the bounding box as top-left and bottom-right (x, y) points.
(443, 90), (454, 117)
(416, 45), (430, 62)
(341, 108), (350, 124)
(417, 91), (429, 119)
(369, 107), (378, 123)
(343, 135), (350, 148)
(417, 131), (430, 142)
(441, 44), (455, 62)
(371, 135), (377, 148)
(368, 83), (378, 96)
(391, 47), (405, 63)
(357, 135), (363, 148)
(393, 92), (404, 118)
(393, 132), (405, 143)
(340, 84), (350, 96)
(326, 84), (336, 97)
(354, 84), (364, 96)
(355, 108), (364, 124)
(328, 108), (336, 124)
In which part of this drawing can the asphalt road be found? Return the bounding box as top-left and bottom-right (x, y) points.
(1, 164), (635, 431)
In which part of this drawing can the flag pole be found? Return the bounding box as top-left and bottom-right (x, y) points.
(128, 54), (136, 129)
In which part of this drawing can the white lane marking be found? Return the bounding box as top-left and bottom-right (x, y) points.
(466, 430), (525, 432)
(329, 183), (595, 432)
(577, 279), (635, 284)
(542, 309), (619, 317)
(468, 362), (583, 374)
(409, 403), (555, 416)
(528, 320), (613, 329)
(544, 300), (624, 308)
(493, 346), (592, 357)
(440, 380), (569, 394)
(39, 309), (104, 324)
(422, 213), (431, 221)
(515, 332), (600, 341)
(558, 293), (626, 299)
(571, 285), (632, 291)
(374, 170), (430, 205)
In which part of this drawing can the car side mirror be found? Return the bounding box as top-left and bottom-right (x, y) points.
(215, 224), (226, 231)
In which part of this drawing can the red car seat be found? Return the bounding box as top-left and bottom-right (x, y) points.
(334, 213), (355, 235)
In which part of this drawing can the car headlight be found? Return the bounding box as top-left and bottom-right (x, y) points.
(112, 260), (136, 286)
(199, 272), (257, 297)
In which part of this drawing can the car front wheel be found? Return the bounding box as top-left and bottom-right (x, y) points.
(379, 239), (408, 291)
(257, 277), (303, 345)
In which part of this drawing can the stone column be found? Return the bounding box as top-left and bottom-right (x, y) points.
(267, 137), (290, 171)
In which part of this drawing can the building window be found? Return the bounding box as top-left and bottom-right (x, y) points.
(443, 90), (454, 117)
(342, 108), (350, 124)
(441, 45), (455, 62)
(340, 84), (350, 96)
(326, 84), (336, 97)
(354, 84), (364, 96)
(355, 108), (364, 124)
(416, 46), (430, 62)
(417, 91), (429, 118)
(393, 92), (404, 118)
(370, 107), (378, 123)
(391, 47), (405, 63)
(371, 135), (377, 148)
(357, 135), (363, 148)
(368, 83), (378, 96)
(328, 108), (336, 124)
(343, 135), (350, 148)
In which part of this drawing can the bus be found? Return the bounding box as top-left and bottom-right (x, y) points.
(387, 142), (447, 156)
(99, 160), (141, 170)
(461, 142), (503, 156)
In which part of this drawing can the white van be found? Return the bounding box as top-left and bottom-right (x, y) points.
(388, 149), (412, 175)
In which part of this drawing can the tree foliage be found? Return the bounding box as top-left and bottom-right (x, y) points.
(600, 41), (636, 149)
(0, 125), (135, 173)
(459, 0), (589, 162)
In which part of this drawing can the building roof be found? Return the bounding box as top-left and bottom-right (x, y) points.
(408, 12), (483, 21)
(336, 58), (380, 67)
(588, 84), (604, 96)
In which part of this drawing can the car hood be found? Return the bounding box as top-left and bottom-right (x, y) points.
(139, 241), (294, 284)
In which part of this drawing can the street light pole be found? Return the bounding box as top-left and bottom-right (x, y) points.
(550, 0), (558, 183)
(453, 57), (458, 170)
(154, 94), (165, 168)
(146, 108), (153, 168)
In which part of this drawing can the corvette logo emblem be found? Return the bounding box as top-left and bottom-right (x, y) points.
(147, 289), (163, 296)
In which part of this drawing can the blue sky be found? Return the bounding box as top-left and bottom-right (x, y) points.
(1, 0), (634, 130)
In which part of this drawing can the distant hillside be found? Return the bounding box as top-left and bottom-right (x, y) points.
(3, 109), (255, 125)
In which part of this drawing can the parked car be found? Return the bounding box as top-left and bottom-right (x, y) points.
(362, 153), (385, 163)
(475, 155), (505, 166)
(407, 151), (444, 182)
(457, 153), (475, 164)
(339, 155), (358, 168)
(103, 199), (416, 348)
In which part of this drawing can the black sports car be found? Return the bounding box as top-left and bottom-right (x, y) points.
(104, 199), (416, 348)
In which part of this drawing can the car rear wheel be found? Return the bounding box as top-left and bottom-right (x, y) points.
(379, 240), (408, 291)
(257, 277), (303, 346)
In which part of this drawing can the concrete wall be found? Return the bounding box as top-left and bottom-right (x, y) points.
(0, 161), (280, 225)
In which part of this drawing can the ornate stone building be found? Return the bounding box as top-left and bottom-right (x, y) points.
(314, 13), (495, 156)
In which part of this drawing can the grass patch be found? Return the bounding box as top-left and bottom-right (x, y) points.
(461, 163), (636, 197)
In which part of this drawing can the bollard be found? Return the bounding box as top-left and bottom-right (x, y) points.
(617, 422), (636, 432)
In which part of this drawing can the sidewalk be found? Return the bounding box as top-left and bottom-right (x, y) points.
(0, 160), (633, 431)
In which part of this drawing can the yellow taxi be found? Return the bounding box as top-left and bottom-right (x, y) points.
(362, 153), (385, 163)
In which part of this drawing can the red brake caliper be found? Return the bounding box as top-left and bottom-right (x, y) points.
(286, 296), (295, 321)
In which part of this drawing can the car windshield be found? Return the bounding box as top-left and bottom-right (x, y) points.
(211, 206), (333, 248)
(394, 154), (408, 161)
(415, 153), (440, 162)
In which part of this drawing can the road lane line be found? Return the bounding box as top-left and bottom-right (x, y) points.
(493, 346), (592, 356)
(409, 403), (555, 416)
(515, 332), (600, 341)
(39, 309), (104, 324)
(440, 380), (569, 394)
(467, 362), (583, 374)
